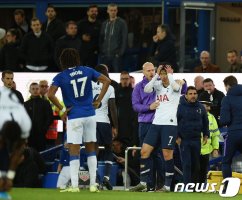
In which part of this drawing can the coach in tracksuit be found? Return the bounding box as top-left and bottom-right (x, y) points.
(177, 86), (209, 185)
(220, 75), (242, 179)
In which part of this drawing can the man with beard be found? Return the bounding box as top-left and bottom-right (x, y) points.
(77, 5), (101, 67)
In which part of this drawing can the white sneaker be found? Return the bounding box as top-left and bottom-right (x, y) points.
(60, 187), (80, 193)
(90, 183), (100, 193)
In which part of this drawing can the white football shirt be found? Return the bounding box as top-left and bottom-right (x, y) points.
(0, 87), (31, 139)
(92, 82), (115, 123)
(152, 81), (181, 125)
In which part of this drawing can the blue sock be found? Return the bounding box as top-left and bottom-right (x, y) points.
(165, 159), (174, 189)
(140, 157), (152, 184)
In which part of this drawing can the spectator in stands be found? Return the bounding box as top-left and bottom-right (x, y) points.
(1, 70), (24, 104)
(226, 49), (242, 73)
(149, 24), (178, 72)
(220, 76), (242, 181)
(93, 64), (118, 190)
(177, 86), (209, 185)
(0, 28), (6, 49)
(201, 78), (225, 127)
(20, 17), (54, 72)
(99, 3), (128, 72)
(132, 62), (163, 191)
(194, 75), (204, 97)
(116, 71), (138, 147)
(42, 5), (65, 43)
(39, 80), (61, 148)
(11, 9), (30, 39)
(55, 21), (82, 68)
(24, 82), (53, 151)
(194, 51), (220, 73)
(0, 28), (24, 72)
(13, 147), (46, 188)
(78, 5), (101, 67)
(198, 91), (220, 184)
(0, 87), (31, 199)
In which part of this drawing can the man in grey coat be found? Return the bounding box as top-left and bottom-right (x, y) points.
(99, 3), (128, 72)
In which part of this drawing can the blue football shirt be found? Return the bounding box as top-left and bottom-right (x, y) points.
(52, 66), (101, 119)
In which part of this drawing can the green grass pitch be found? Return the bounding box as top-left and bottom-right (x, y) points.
(9, 188), (242, 200)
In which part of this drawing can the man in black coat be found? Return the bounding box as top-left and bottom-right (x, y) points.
(116, 71), (138, 147)
(54, 21), (82, 68)
(77, 5), (101, 67)
(24, 82), (53, 151)
(42, 5), (65, 43)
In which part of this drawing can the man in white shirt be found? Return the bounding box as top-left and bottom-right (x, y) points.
(130, 65), (184, 192)
(93, 64), (118, 190)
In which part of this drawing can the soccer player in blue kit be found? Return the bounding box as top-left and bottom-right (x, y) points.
(48, 48), (110, 192)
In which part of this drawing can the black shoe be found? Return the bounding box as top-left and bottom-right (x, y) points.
(103, 177), (113, 190)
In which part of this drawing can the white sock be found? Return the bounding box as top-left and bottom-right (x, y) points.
(87, 155), (97, 186)
(70, 158), (80, 188)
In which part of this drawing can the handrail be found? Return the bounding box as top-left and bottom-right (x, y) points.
(124, 146), (141, 190)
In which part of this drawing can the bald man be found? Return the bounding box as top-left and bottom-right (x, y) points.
(131, 62), (162, 191)
(194, 51), (220, 73)
(194, 75), (204, 96)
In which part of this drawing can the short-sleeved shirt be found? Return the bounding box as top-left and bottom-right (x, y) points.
(92, 82), (115, 123)
(152, 81), (181, 126)
(52, 66), (101, 120)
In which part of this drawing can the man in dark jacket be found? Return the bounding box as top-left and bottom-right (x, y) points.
(177, 86), (209, 185)
(42, 5), (65, 43)
(116, 71), (138, 147)
(24, 82), (53, 151)
(20, 18), (54, 72)
(99, 3), (128, 72)
(220, 76), (242, 179)
(150, 24), (178, 72)
(78, 5), (101, 67)
(55, 21), (82, 68)
(202, 78), (225, 127)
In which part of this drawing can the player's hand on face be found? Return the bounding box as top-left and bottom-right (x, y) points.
(165, 65), (173, 74)
(92, 100), (101, 109)
(157, 65), (164, 75)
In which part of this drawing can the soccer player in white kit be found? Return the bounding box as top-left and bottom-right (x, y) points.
(130, 65), (184, 192)
(92, 64), (118, 190)
(0, 87), (31, 199)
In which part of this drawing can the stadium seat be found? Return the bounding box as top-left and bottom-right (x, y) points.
(42, 172), (59, 188)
